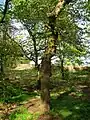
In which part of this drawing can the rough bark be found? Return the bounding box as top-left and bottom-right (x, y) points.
(41, 54), (51, 111)
(32, 34), (38, 68)
(40, 0), (66, 112)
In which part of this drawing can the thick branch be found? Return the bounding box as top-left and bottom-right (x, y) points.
(6, 33), (35, 61)
(48, 0), (72, 18)
(24, 24), (39, 67)
(54, 0), (65, 17)
(48, 0), (65, 18)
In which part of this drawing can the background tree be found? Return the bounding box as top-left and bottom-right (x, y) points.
(0, 23), (22, 75)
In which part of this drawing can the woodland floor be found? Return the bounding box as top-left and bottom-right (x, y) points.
(0, 64), (90, 120)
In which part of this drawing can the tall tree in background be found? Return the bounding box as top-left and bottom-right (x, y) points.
(0, 1), (22, 77)
(56, 8), (86, 79)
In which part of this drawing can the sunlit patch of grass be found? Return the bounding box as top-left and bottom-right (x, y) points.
(9, 106), (40, 120)
(59, 109), (72, 118)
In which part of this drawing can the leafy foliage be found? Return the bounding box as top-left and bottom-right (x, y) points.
(0, 0), (90, 119)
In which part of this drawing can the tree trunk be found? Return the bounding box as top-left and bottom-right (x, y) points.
(40, 17), (58, 111)
(40, 54), (51, 111)
(40, 0), (69, 112)
(36, 64), (41, 90)
(40, 0), (66, 112)
(0, 55), (4, 76)
(32, 34), (38, 68)
(61, 58), (64, 80)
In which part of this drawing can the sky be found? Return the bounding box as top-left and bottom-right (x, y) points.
(0, 0), (5, 5)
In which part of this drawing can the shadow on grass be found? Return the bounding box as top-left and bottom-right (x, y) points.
(51, 95), (90, 120)
(0, 81), (39, 104)
(0, 68), (39, 104)
(5, 92), (38, 103)
(0, 81), (39, 120)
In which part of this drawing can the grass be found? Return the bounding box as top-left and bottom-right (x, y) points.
(0, 80), (39, 103)
(0, 83), (39, 120)
(1, 65), (90, 120)
(9, 106), (40, 120)
(51, 95), (90, 120)
(2, 94), (90, 120)
(0, 67), (39, 119)
(50, 67), (90, 120)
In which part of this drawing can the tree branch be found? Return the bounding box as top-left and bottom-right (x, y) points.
(6, 33), (35, 61)
(0, 0), (10, 23)
(48, 0), (72, 18)
(47, 0), (65, 18)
